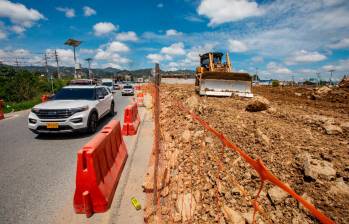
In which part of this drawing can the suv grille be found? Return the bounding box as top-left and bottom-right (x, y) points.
(34, 109), (74, 119)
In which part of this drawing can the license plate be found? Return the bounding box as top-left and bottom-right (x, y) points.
(46, 122), (59, 129)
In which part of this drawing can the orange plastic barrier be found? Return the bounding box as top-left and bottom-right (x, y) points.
(135, 85), (141, 90)
(41, 95), (48, 103)
(73, 120), (128, 217)
(122, 102), (141, 136)
(0, 99), (4, 120)
(136, 92), (144, 107)
(177, 102), (335, 224)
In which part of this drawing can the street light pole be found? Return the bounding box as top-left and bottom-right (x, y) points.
(64, 39), (82, 79)
(85, 58), (93, 79)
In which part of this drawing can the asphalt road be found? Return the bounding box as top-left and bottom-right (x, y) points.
(0, 91), (133, 224)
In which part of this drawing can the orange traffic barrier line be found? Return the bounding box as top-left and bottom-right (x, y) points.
(176, 101), (335, 224)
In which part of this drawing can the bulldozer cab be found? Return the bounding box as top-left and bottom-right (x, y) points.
(200, 52), (223, 69)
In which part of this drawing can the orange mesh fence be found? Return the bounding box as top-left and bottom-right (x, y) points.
(176, 101), (335, 224)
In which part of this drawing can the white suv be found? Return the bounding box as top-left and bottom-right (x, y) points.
(28, 85), (115, 134)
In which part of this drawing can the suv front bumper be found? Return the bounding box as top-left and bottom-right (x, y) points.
(28, 111), (89, 134)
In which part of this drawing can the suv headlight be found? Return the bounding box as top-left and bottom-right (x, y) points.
(70, 106), (89, 114)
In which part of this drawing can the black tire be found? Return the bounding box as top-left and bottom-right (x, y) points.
(87, 112), (98, 134)
(109, 101), (115, 116)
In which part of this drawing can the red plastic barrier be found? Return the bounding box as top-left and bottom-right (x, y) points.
(73, 120), (128, 217)
(41, 95), (48, 103)
(0, 99), (4, 120)
(122, 102), (141, 136)
(136, 92), (144, 107)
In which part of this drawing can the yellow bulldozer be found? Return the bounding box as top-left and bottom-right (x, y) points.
(195, 52), (253, 97)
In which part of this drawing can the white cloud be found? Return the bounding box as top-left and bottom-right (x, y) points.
(56, 7), (75, 18)
(0, 0), (44, 33)
(228, 39), (248, 52)
(322, 59), (349, 73)
(103, 62), (122, 69)
(93, 22), (118, 36)
(161, 42), (185, 55)
(95, 41), (129, 60)
(46, 48), (75, 66)
(162, 43), (216, 70)
(267, 62), (292, 75)
(115, 31), (138, 41)
(285, 50), (327, 65)
(197, 0), (264, 26)
(0, 48), (43, 66)
(329, 38), (349, 49)
(11, 25), (25, 34)
(157, 3), (164, 8)
(83, 6), (96, 17)
(108, 41), (129, 52)
(146, 53), (172, 63)
(166, 29), (183, 36)
(93, 41), (131, 69)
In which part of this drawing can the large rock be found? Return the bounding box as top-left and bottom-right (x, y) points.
(322, 123), (343, 135)
(298, 193), (313, 213)
(246, 96), (270, 112)
(303, 154), (336, 180)
(268, 186), (289, 204)
(316, 86), (332, 95)
(340, 121), (349, 132)
(330, 178), (349, 196)
(176, 193), (196, 221)
(221, 205), (245, 224)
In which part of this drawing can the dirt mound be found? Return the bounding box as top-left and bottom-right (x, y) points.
(245, 95), (270, 112)
(339, 76), (349, 88)
(153, 84), (349, 224)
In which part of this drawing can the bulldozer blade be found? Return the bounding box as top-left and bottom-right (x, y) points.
(198, 72), (253, 97)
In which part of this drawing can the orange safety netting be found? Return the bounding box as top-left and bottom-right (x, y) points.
(176, 101), (335, 224)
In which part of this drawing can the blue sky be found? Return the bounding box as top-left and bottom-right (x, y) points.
(0, 0), (349, 81)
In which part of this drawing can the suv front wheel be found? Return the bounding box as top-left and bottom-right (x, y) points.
(87, 112), (98, 134)
(109, 101), (115, 116)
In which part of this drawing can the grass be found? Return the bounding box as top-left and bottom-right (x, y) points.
(3, 96), (42, 113)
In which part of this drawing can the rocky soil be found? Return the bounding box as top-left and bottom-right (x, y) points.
(152, 84), (349, 224)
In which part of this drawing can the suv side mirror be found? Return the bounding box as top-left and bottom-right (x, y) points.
(98, 95), (104, 99)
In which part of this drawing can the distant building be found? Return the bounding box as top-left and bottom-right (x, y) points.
(253, 79), (273, 85)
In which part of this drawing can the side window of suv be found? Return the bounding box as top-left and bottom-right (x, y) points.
(96, 88), (103, 99)
(101, 87), (109, 96)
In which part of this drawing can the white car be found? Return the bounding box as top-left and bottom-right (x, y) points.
(101, 79), (114, 92)
(121, 84), (134, 96)
(28, 85), (115, 134)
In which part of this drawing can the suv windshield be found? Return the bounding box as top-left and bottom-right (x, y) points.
(124, 85), (133, 89)
(102, 82), (113, 87)
(53, 88), (95, 100)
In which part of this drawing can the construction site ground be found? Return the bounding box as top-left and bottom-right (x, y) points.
(156, 84), (349, 223)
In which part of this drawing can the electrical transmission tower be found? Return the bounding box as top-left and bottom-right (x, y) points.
(44, 53), (54, 94)
(328, 69), (335, 85)
(316, 72), (321, 86)
(54, 50), (61, 79)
